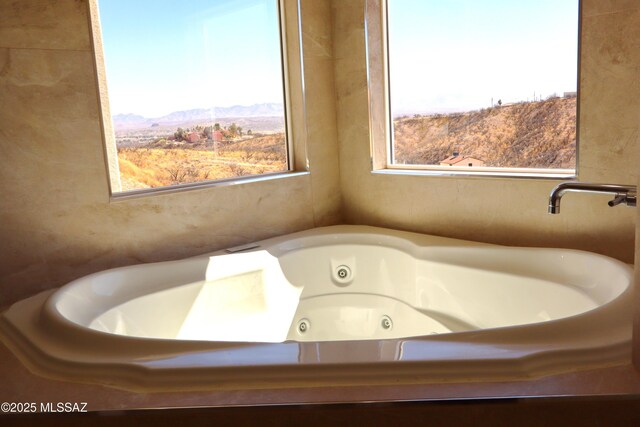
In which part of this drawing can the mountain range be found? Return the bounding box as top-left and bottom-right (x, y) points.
(113, 103), (284, 129)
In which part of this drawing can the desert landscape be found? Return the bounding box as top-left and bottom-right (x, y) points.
(114, 96), (576, 191)
(117, 133), (287, 190)
(112, 104), (288, 191)
(393, 95), (576, 169)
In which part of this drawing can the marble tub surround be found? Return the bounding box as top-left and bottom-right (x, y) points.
(1, 0), (640, 410)
(333, 0), (639, 264)
(0, 0), (90, 50)
(0, 0), (341, 306)
(1, 0), (637, 308)
(1, 342), (640, 412)
(2, 226), (632, 392)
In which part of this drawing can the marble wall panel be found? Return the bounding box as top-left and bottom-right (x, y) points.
(300, 0), (342, 226)
(333, 0), (639, 263)
(0, 0), (340, 305)
(0, 0), (90, 50)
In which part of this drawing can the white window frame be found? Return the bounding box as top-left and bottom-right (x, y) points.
(89, 0), (310, 200)
(366, 0), (581, 180)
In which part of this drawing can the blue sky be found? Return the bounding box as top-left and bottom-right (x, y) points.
(388, 0), (579, 115)
(99, 0), (579, 118)
(99, 0), (284, 117)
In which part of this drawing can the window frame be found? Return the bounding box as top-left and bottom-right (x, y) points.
(366, 0), (582, 180)
(89, 0), (309, 200)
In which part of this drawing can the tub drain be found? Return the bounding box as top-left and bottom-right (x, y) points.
(297, 319), (310, 335)
(381, 315), (393, 330)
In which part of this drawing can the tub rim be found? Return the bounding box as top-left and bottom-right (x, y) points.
(0, 225), (634, 392)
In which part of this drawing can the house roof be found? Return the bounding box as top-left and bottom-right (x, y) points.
(440, 155), (482, 165)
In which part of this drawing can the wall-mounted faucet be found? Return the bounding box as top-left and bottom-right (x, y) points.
(548, 182), (637, 214)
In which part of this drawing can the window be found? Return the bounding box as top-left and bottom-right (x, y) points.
(94, 0), (291, 194)
(383, 0), (580, 177)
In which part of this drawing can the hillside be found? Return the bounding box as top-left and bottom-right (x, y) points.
(393, 96), (576, 169)
(117, 133), (287, 191)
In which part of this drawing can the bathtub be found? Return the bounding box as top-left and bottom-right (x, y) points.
(0, 225), (633, 391)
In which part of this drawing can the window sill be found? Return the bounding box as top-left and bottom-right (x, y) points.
(109, 171), (310, 202)
(372, 167), (576, 180)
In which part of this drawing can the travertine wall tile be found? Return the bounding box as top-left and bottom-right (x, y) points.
(582, 0), (639, 17)
(0, 0), (90, 50)
(2, 0), (638, 307)
(580, 8), (640, 184)
(301, 0), (333, 59)
(300, 0), (342, 226)
(333, 0), (639, 263)
(0, 0), (337, 304)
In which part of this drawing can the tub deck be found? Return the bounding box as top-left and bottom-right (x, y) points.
(0, 225), (634, 392)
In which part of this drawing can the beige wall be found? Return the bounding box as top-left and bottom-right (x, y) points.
(1, 0), (638, 305)
(333, 0), (639, 264)
(0, 0), (341, 305)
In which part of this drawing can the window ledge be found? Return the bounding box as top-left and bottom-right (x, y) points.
(110, 171), (310, 202)
(372, 168), (576, 180)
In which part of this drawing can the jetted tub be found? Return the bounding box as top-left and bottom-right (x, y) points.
(0, 225), (633, 391)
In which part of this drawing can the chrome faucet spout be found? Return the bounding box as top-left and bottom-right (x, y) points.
(548, 182), (637, 214)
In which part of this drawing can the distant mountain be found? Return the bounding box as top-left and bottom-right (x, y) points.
(112, 113), (147, 124)
(112, 103), (284, 129)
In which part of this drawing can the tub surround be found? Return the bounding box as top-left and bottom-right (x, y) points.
(1, 226), (633, 392)
(333, 0), (639, 264)
(1, 0), (639, 411)
(0, 0), (341, 307)
(1, 0), (637, 313)
(0, 341), (640, 412)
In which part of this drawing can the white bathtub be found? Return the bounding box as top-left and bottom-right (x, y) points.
(0, 225), (633, 391)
